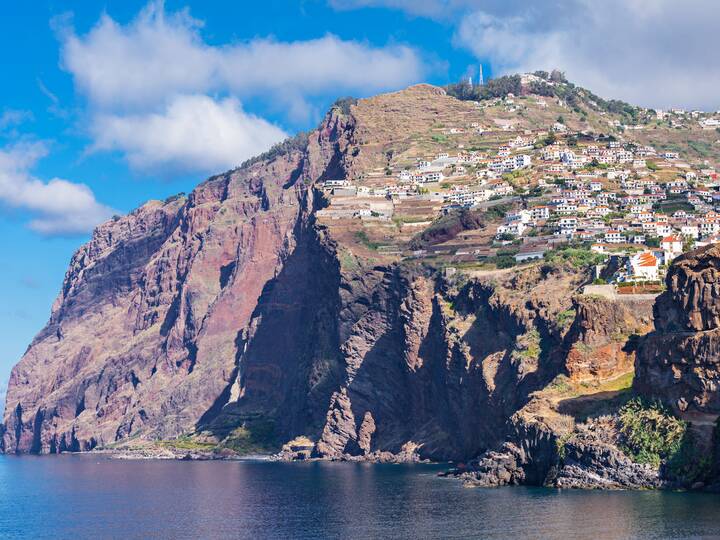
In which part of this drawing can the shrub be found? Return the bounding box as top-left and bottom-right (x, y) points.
(544, 247), (606, 269)
(556, 309), (576, 330)
(240, 131), (309, 169)
(355, 230), (380, 250)
(618, 398), (686, 468)
(332, 96), (358, 115)
(495, 255), (516, 269)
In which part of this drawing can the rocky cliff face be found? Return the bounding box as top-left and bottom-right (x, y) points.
(636, 244), (720, 414)
(565, 295), (653, 382)
(2, 101), (348, 454)
(0, 85), (663, 469)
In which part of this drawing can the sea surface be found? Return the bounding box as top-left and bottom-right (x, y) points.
(0, 455), (719, 539)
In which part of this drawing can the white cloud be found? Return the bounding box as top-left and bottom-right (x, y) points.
(57, 1), (426, 174)
(329, 0), (467, 18)
(0, 141), (115, 235)
(334, 0), (720, 111)
(0, 109), (32, 130)
(61, 4), (424, 110)
(90, 95), (287, 173)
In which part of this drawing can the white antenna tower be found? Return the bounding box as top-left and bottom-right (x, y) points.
(478, 65), (484, 86)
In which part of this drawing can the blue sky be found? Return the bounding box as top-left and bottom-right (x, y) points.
(1, 0), (719, 392)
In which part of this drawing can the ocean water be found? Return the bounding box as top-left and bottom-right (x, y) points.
(0, 456), (718, 539)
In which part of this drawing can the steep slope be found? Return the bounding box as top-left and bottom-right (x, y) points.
(2, 107), (344, 453)
(5, 81), (716, 478)
(636, 244), (720, 414)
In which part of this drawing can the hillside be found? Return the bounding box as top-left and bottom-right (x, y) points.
(4, 75), (720, 490)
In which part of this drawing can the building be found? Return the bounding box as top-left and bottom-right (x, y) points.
(604, 230), (626, 244)
(514, 248), (547, 263)
(661, 235), (684, 260)
(531, 206), (550, 220)
(627, 251), (659, 281)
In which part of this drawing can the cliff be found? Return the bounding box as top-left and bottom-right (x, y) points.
(636, 244), (720, 414)
(4, 84), (718, 491)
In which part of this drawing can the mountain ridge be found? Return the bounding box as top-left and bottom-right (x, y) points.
(4, 75), (720, 490)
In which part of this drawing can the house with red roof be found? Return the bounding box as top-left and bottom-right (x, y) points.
(627, 251), (660, 281)
(661, 235), (684, 260)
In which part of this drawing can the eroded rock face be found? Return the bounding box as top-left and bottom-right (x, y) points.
(1, 85), (613, 463)
(636, 245), (720, 413)
(565, 296), (654, 382)
(2, 103), (353, 454)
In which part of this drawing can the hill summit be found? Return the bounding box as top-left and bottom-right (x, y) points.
(4, 75), (720, 490)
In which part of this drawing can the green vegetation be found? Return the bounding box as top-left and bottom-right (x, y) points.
(544, 246), (606, 269)
(619, 398), (683, 465)
(240, 131), (309, 168)
(512, 328), (541, 362)
(445, 75), (522, 101)
(221, 419), (279, 454)
(160, 436), (216, 451)
(556, 432), (572, 461)
(618, 398), (710, 482)
(547, 374), (573, 394)
(331, 96), (358, 115)
(164, 192), (186, 204)
(338, 248), (360, 271)
(484, 203), (511, 221)
(688, 140), (714, 158)
(653, 195), (694, 214)
(556, 308), (577, 330)
(355, 230), (380, 250)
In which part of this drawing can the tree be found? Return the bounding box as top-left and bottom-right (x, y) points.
(550, 69), (567, 83)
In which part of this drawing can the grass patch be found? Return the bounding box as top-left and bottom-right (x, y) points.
(220, 418), (279, 455)
(355, 230), (381, 250)
(159, 436), (216, 451)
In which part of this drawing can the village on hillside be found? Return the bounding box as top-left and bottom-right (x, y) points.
(315, 73), (720, 294)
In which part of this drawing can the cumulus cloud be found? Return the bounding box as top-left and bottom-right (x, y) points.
(91, 95), (287, 173)
(0, 141), (115, 235)
(334, 0), (720, 110)
(57, 1), (425, 174)
(61, 4), (424, 110)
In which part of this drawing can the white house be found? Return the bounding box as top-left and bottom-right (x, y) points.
(680, 224), (700, 239)
(531, 206), (550, 220)
(661, 235), (684, 260)
(604, 230), (626, 244)
(627, 251), (659, 281)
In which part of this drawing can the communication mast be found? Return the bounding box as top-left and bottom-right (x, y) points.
(478, 65), (484, 86)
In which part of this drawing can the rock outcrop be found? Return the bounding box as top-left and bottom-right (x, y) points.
(565, 295), (653, 382)
(2, 86), (594, 460)
(5, 83), (708, 493)
(636, 245), (720, 414)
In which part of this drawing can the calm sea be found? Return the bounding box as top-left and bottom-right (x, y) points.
(0, 455), (718, 539)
